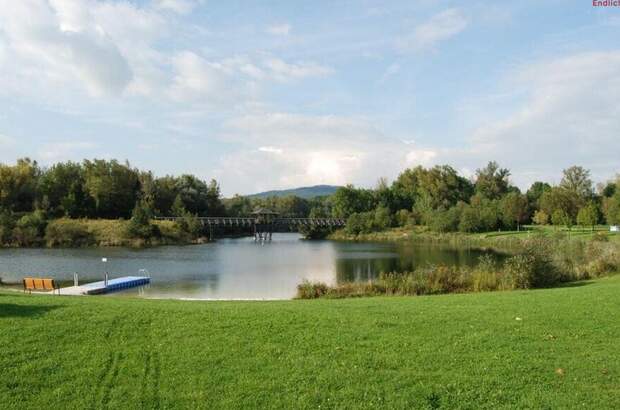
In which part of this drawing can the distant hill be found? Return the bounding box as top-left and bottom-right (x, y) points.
(247, 185), (340, 199)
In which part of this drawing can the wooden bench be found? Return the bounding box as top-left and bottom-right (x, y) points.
(23, 278), (60, 295)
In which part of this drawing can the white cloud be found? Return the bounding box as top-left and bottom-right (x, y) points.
(397, 8), (468, 52)
(258, 146), (283, 154)
(38, 141), (97, 161)
(266, 23), (291, 36)
(168, 51), (231, 102)
(215, 112), (415, 195)
(378, 62), (400, 83)
(406, 149), (437, 166)
(0, 0), (172, 98)
(263, 58), (333, 82)
(154, 0), (198, 15)
(449, 50), (620, 188)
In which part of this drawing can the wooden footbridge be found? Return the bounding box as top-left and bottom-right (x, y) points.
(154, 208), (345, 241)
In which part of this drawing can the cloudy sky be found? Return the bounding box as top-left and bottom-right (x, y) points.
(0, 0), (619, 195)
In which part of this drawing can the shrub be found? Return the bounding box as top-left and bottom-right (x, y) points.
(0, 210), (16, 245)
(502, 239), (561, 288)
(12, 210), (47, 246)
(174, 212), (203, 240)
(296, 281), (329, 299)
(126, 202), (160, 240)
(395, 209), (415, 227)
(472, 254), (501, 291)
(373, 206), (393, 231)
(458, 206), (481, 233)
(345, 212), (367, 235)
(45, 219), (95, 247)
(591, 232), (609, 242)
(532, 210), (549, 225)
(428, 208), (460, 233)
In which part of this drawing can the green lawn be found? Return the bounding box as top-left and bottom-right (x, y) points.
(2, 277), (620, 409)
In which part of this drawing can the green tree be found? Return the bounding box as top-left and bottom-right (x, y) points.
(12, 210), (47, 246)
(500, 192), (529, 231)
(224, 194), (253, 217)
(83, 159), (140, 218)
(392, 165), (472, 215)
(526, 181), (551, 207)
(126, 201), (159, 239)
(539, 187), (579, 221)
(560, 166), (593, 201)
(459, 205), (481, 233)
(332, 185), (376, 218)
(428, 207), (460, 233)
(0, 209), (15, 244)
(153, 175), (179, 216)
(171, 195), (187, 217)
(474, 161), (511, 200)
(373, 206), (392, 231)
(603, 192), (620, 225)
(576, 202), (599, 230)
(551, 209), (572, 229)
(0, 158), (41, 212)
(395, 209), (414, 227)
(38, 161), (94, 217)
(532, 210), (549, 225)
(468, 194), (501, 232)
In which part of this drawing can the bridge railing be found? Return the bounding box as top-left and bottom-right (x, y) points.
(153, 216), (346, 227)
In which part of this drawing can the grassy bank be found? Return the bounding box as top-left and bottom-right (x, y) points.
(2, 218), (205, 248)
(329, 226), (620, 249)
(1, 277), (620, 408)
(312, 228), (620, 299)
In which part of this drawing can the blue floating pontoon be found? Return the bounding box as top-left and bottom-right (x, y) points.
(60, 276), (150, 295)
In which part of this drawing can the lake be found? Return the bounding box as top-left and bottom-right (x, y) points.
(0, 233), (501, 299)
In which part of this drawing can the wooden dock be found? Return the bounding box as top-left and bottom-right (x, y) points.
(58, 276), (150, 295)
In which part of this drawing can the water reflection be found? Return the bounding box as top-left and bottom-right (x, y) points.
(0, 233), (502, 300)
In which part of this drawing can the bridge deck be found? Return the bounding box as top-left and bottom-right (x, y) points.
(154, 216), (346, 227)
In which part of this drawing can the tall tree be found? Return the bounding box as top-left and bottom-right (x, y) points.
(576, 202), (599, 230)
(539, 187), (579, 221)
(603, 191), (620, 225)
(560, 166), (593, 201)
(0, 158), (40, 212)
(331, 185), (376, 218)
(526, 181), (551, 206)
(474, 161), (511, 200)
(38, 161), (93, 217)
(83, 159), (140, 218)
(500, 192), (529, 231)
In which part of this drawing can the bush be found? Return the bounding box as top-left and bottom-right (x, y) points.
(373, 206), (392, 231)
(45, 219), (95, 247)
(174, 212), (203, 240)
(503, 239), (560, 288)
(458, 206), (481, 233)
(0, 210), (16, 245)
(395, 209), (414, 227)
(126, 202), (160, 240)
(591, 232), (609, 242)
(428, 208), (460, 233)
(471, 254), (502, 292)
(12, 210), (47, 246)
(296, 281), (329, 299)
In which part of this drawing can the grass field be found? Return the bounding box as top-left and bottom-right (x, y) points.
(2, 276), (620, 409)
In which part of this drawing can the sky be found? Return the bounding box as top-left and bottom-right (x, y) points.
(0, 0), (619, 196)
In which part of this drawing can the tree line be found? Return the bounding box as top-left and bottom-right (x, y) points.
(330, 162), (620, 235)
(0, 158), (619, 244)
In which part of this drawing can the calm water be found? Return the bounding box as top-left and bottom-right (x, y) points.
(0, 233), (501, 299)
